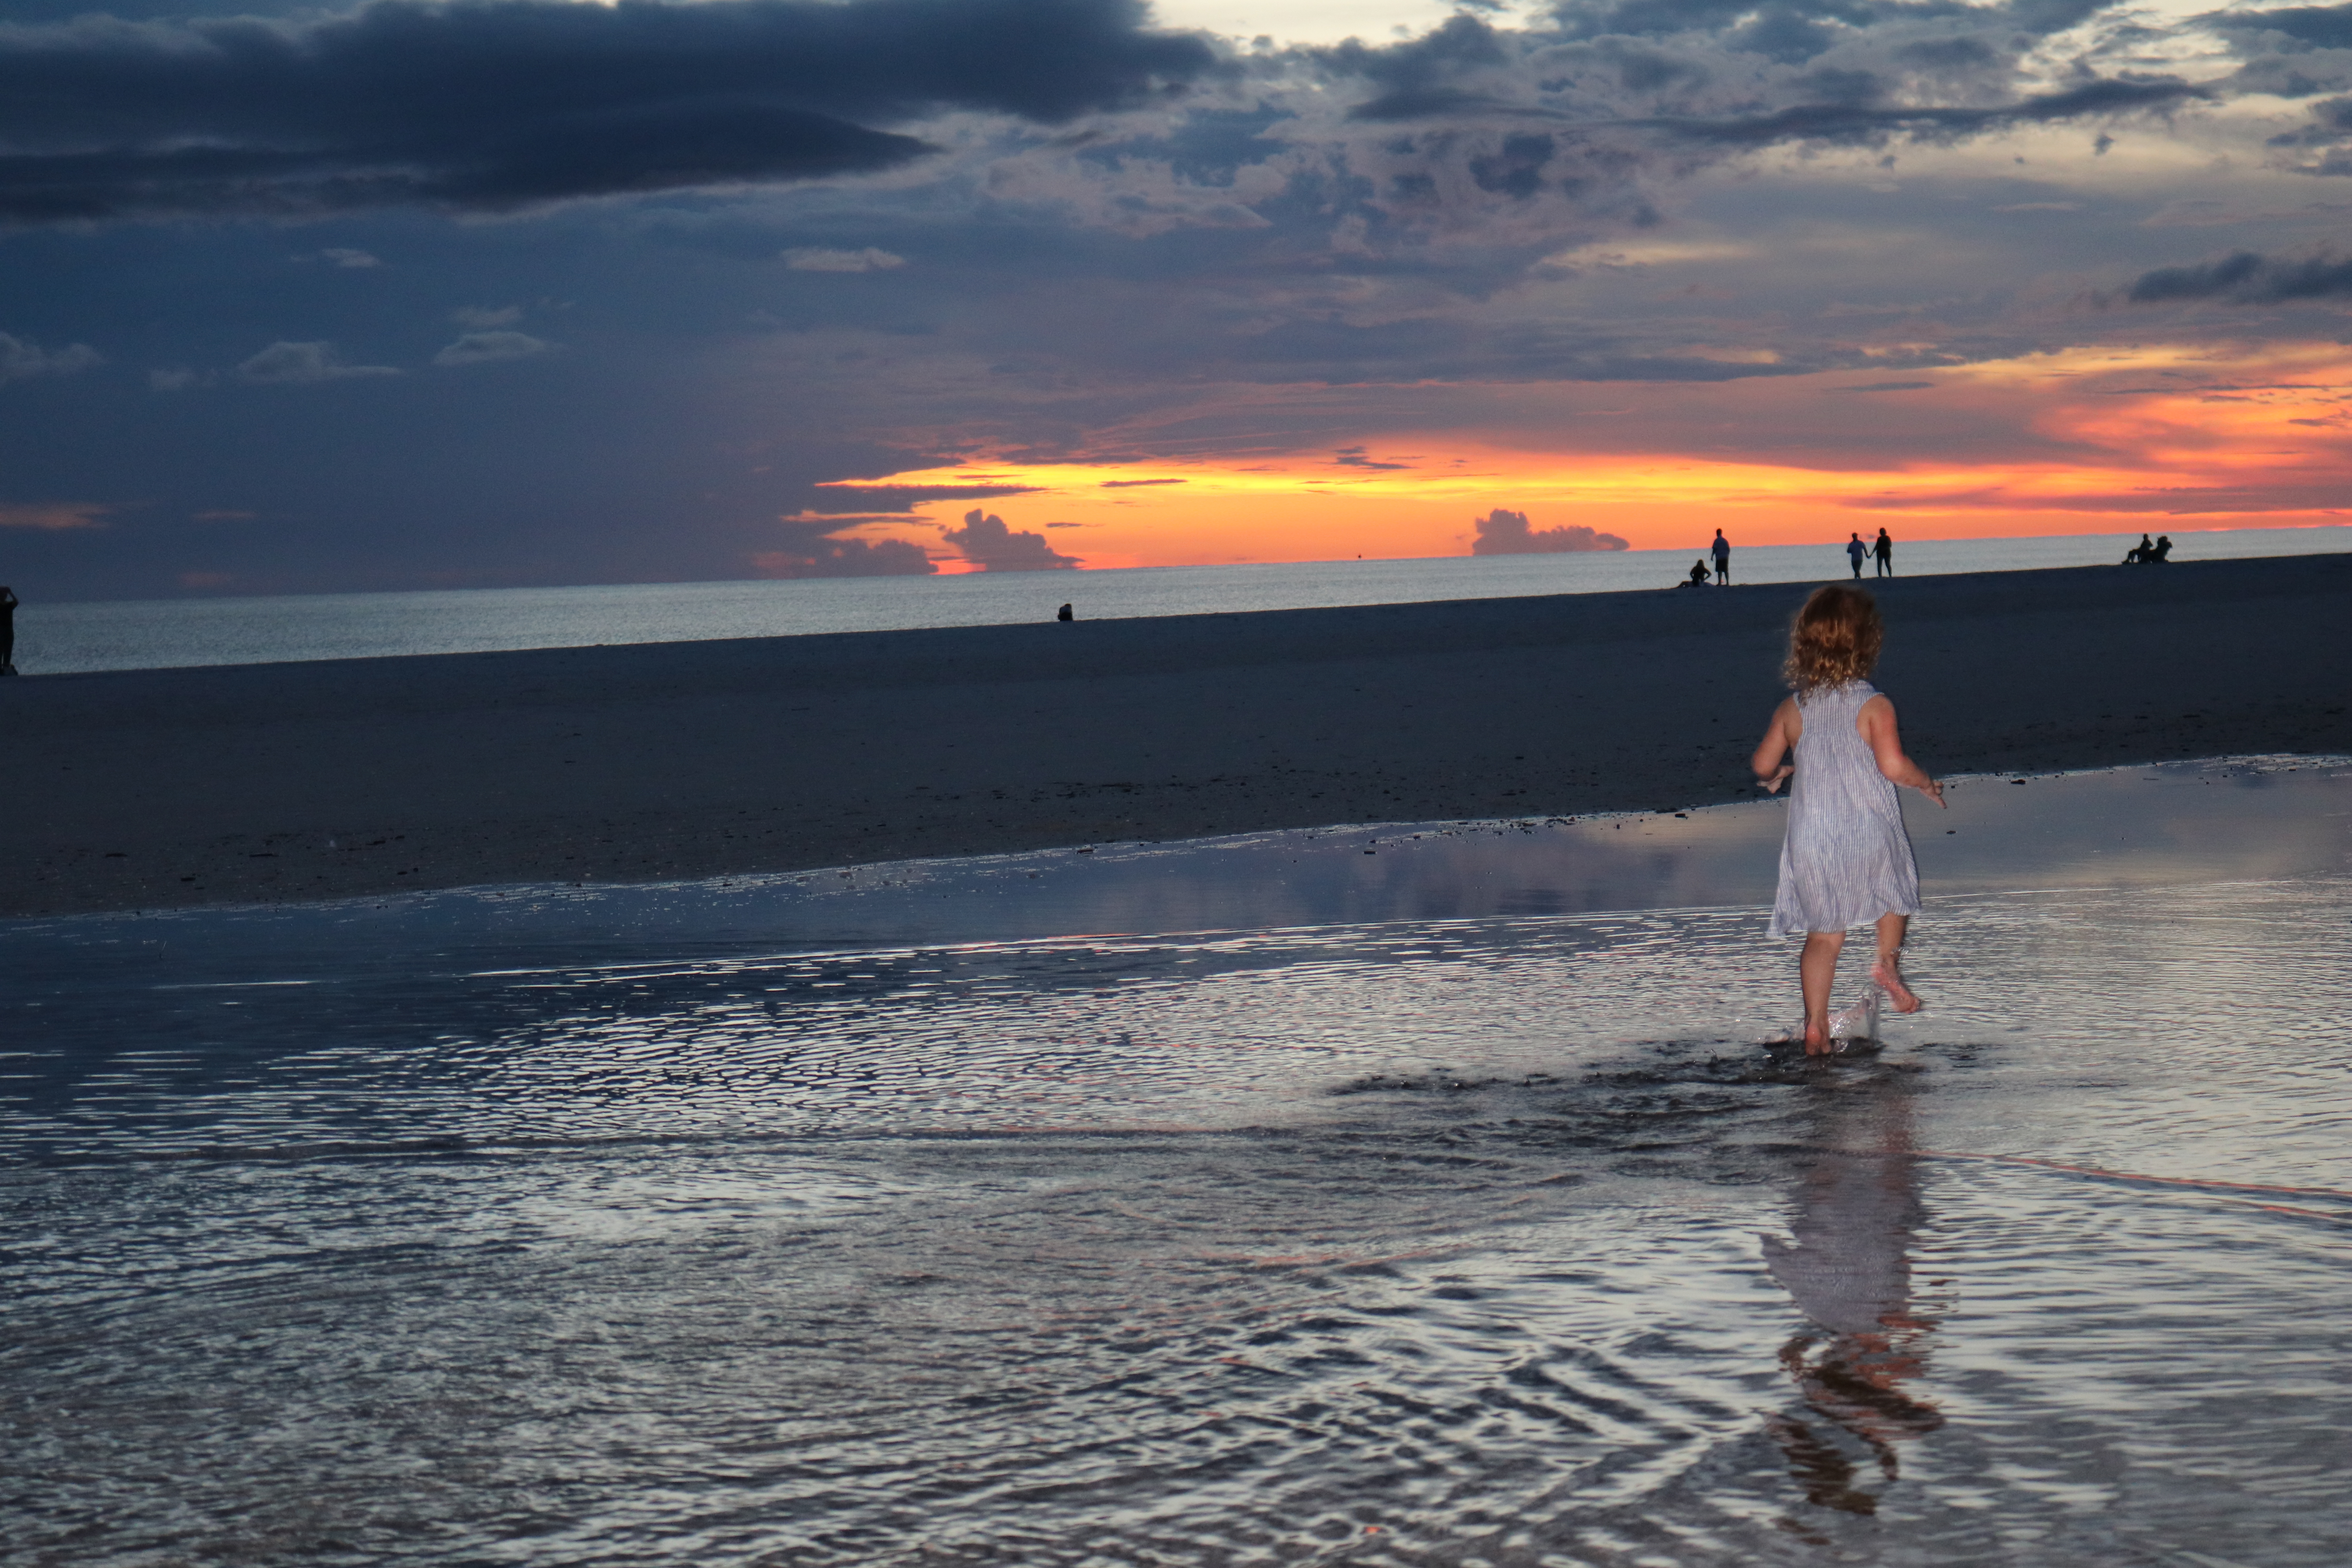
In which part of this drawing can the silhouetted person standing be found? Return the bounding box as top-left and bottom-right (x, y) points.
(1712, 529), (1731, 584)
(0, 585), (16, 674)
(1846, 533), (1866, 579)
(1873, 528), (1893, 577)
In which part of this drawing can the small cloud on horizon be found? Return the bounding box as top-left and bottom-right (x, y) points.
(942, 508), (1079, 570)
(0, 501), (110, 531)
(1, 332), (102, 385)
(1468, 508), (1628, 555)
(452, 305), (523, 328)
(237, 341), (399, 384)
(784, 247), (907, 272)
(320, 247), (382, 268)
(1333, 446), (1409, 471)
(752, 536), (936, 578)
(433, 330), (553, 367)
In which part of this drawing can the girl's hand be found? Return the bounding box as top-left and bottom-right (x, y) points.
(1921, 778), (1946, 808)
(1760, 764), (1793, 795)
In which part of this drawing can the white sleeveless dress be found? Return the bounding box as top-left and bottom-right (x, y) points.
(1768, 680), (1922, 938)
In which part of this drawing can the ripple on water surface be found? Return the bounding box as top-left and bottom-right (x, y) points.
(4, 760), (2351, 1566)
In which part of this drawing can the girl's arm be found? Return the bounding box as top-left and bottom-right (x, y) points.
(1858, 695), (1946, 808)
(1751, 697), (1800, 793)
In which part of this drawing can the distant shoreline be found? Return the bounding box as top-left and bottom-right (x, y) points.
(16, 523), (2350, 677)
(5, 552), (2350, 918)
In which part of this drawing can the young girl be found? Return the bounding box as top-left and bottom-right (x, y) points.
(1751, 586), (1945, 1054)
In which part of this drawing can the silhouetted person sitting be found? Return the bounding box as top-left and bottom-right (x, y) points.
(1056, 602), (1073, 621)
(1682, 558), (1712, 587)
(2149, 535), (2173, 562)
(0, 584), (15, 674)
(2123, 532), (2152, 564)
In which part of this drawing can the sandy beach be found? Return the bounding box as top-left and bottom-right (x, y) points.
(4, 552), (2347, 918)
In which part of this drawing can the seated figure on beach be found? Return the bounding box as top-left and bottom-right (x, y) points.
(1751, 585), (1946, 1055)
(2149, 534), (2173, 562)
(2123, 533), (2152, 564)
(1683, 558), (1713, 587)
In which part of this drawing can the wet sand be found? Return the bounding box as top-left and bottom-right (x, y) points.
(4, 552), (2347, 916)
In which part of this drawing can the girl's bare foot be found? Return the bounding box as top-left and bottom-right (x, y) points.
(1872, 952), (1922, 1013)
(1803, 1021), (1833, 1056)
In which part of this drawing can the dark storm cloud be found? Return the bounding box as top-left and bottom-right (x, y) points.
(0, 0), (1220, 221)
(2124, 248), (2352, 303)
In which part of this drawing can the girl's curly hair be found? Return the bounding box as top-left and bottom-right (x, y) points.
(1783, 584), (1884, 693)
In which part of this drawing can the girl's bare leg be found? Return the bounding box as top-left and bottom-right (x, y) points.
(1871, 913), (1921, 1012)
(1800, 931), (1845, 1054)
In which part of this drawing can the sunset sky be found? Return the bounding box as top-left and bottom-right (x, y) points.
(5, 0), (2352, 596)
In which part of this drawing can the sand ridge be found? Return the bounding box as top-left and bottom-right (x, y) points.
(4, 552), (2347, 917)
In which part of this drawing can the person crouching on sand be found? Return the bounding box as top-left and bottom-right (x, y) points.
(1750, 585), (1945, 1055)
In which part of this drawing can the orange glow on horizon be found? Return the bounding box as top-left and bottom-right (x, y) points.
(799, 342), (2352, 571)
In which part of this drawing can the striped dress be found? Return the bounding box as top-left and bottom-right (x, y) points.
(1768, 679), (1922, 938)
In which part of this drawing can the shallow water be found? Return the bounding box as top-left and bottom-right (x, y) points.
(5, 759), (2350, 1565)
(18, 524), (2351, 674)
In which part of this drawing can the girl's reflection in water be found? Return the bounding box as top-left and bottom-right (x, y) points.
(1760, 1062), (1942, 1517)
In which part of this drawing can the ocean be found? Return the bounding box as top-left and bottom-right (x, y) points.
(16, 524), (2351, 676)
(8, 756), (2351, 1564)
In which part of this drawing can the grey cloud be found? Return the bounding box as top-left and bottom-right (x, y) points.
(1468, 508), (1628, 554)
(0, 332), (102, 384)
(433, 330), (552, 365)
(2124, 248), (2352, 303)
(808, 482), (1042, 514)
(784, 246), (907, 271)
(1892, 37), (2000, 71)
(752, 535), (936, 576)
(0, 0), (1221, 223)
(1550, 0), (2124, 44)
(1631, 77), (2206, 147)
(1333, 445), (1410, 469)
(2203, 4), (2352, 49)
(236, 340), (400, 382)
(941, 507), (1080, 569)
(1348, 86), (1524, 123)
